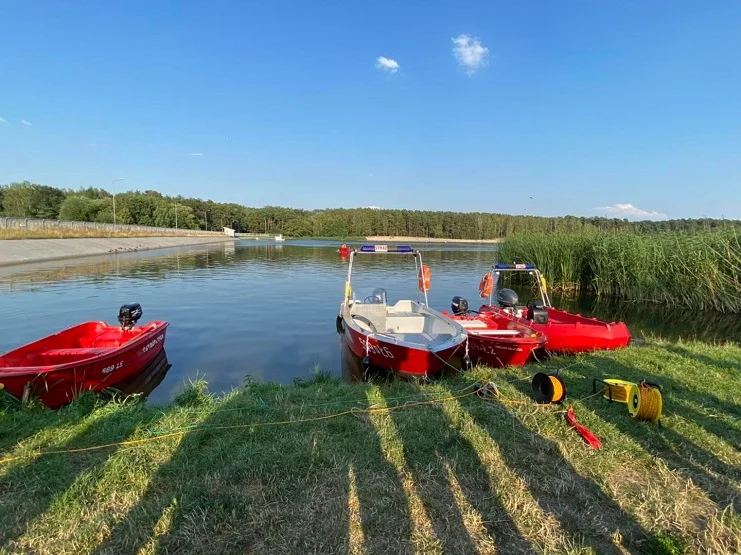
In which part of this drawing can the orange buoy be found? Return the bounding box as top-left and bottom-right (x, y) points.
(479, 273), (494, 298)
(418, 265), (431, 292)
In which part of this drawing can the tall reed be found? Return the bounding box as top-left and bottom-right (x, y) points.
(498, 229), (741, 312)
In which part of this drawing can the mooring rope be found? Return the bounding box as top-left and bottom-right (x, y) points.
(0, 389), (479, 466)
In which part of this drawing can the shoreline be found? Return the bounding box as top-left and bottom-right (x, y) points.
(365, 235), (503, 244)
(0, 236), (235, 267)
(0, 340), (736, 552)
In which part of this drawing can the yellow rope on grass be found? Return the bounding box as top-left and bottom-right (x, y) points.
(0, 389), (478, 466)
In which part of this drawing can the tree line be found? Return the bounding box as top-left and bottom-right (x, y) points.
(1, 181), (737, 238)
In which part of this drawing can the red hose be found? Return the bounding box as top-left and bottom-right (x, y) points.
(566, 408), (602, 450)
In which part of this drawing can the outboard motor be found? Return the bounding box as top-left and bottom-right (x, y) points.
(527, 300), (549, 324)
(118, 303), (143, 330)
(451, 296), (469, 315)
(497, 288), (519, 309)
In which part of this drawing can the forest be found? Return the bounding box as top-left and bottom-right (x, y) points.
(1, 181), (737, 239)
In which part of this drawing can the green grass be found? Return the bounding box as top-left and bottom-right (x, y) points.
(498, 229), (741, 312)
(293, 235), (368, 241)
(0, 229), (206, 240)
(1, 340), (740, 554)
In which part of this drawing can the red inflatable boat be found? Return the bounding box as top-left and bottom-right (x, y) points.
(443, 297), (546, 367)
(0, 304), (169, 408)
(478, 264), (631, 354)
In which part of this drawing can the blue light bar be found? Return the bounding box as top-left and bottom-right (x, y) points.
(359, 245), (414, 253)
(494, 263), (535, 269)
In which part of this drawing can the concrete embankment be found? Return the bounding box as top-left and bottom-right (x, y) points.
(0, 236), (234, 267)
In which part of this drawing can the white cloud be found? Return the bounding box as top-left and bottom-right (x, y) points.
(21, 119), (33, 126)
(596, 203), (668, 220)
(187, 152), (203, 156)
(0, 117), (7, 124)
(452, 34), (489, 75)
(375, 56), (400, 73)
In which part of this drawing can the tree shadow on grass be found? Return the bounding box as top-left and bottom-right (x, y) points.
(350, 415), (416, 554)
(0, 398), (155, 551)
(387, 386), (535, 553)
(663, 344), (741, 377)
(91, 382), (415, 554)
(0, 397), (98, 457)
(458, 388), (656, 554)
(610, 347), (741, 419)
(555, 347), (741, 454)
(670, 396), (741, 451)
(583, 358), (741, 513)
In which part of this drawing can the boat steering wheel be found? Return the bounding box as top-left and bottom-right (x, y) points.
(351, 314), (378, 334)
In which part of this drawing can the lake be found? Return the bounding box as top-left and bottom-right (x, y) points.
(2, 240), (739, 405)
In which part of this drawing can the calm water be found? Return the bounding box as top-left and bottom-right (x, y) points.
(2, 240), (739, 404)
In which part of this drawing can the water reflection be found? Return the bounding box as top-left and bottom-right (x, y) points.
(103, 350), (172, 401)
(1, 240), (739, 404)
(555, 295), (741, 343)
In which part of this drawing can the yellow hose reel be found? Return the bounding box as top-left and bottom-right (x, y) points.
(593, 378), (663, 425)
(600, 379), (634, 403)
(532, 372), (567, 404)
(627, 382), (663, 424)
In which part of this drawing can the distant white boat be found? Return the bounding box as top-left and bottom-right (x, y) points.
(275, 234), (285, 242)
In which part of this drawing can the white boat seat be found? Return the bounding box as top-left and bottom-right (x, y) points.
(470, 330), (523, 336)
(385, 316), (426, 333)
(429, 333), (454, 346)
(458, 320), (488, 329)
(349, 303), (387, 332)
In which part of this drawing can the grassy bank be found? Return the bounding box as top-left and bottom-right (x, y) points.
(365, 236), (504, 244)
(498, 230), (741, 312)
(292, 235), (368, 242)
(1, 340), (740, 554)
(0, 229), (212, 240)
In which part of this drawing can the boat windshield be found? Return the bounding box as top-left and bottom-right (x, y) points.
(363, 288), (388, 305)
(493, 270), (544, 307)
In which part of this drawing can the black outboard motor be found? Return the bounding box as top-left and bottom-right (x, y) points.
(118, 303), (143, 330)
(497, 288), (519, 309)
(527, 300), (549, 324)
(451, 296), (469, 315)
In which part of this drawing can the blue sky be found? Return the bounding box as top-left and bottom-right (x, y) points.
(1, 1), (740, 219)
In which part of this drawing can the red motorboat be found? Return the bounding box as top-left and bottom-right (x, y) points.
(337, 245), (467, 378)
(479, 264), (631, 354)
(443, 296), (546, 368)
(0, 304), (169, 408)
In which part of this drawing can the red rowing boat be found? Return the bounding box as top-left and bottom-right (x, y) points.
(478, 264), (630, 354)
(337, 245), (467, 378)
(443, 296), (546, 367)
(0, 304), (169, 408)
